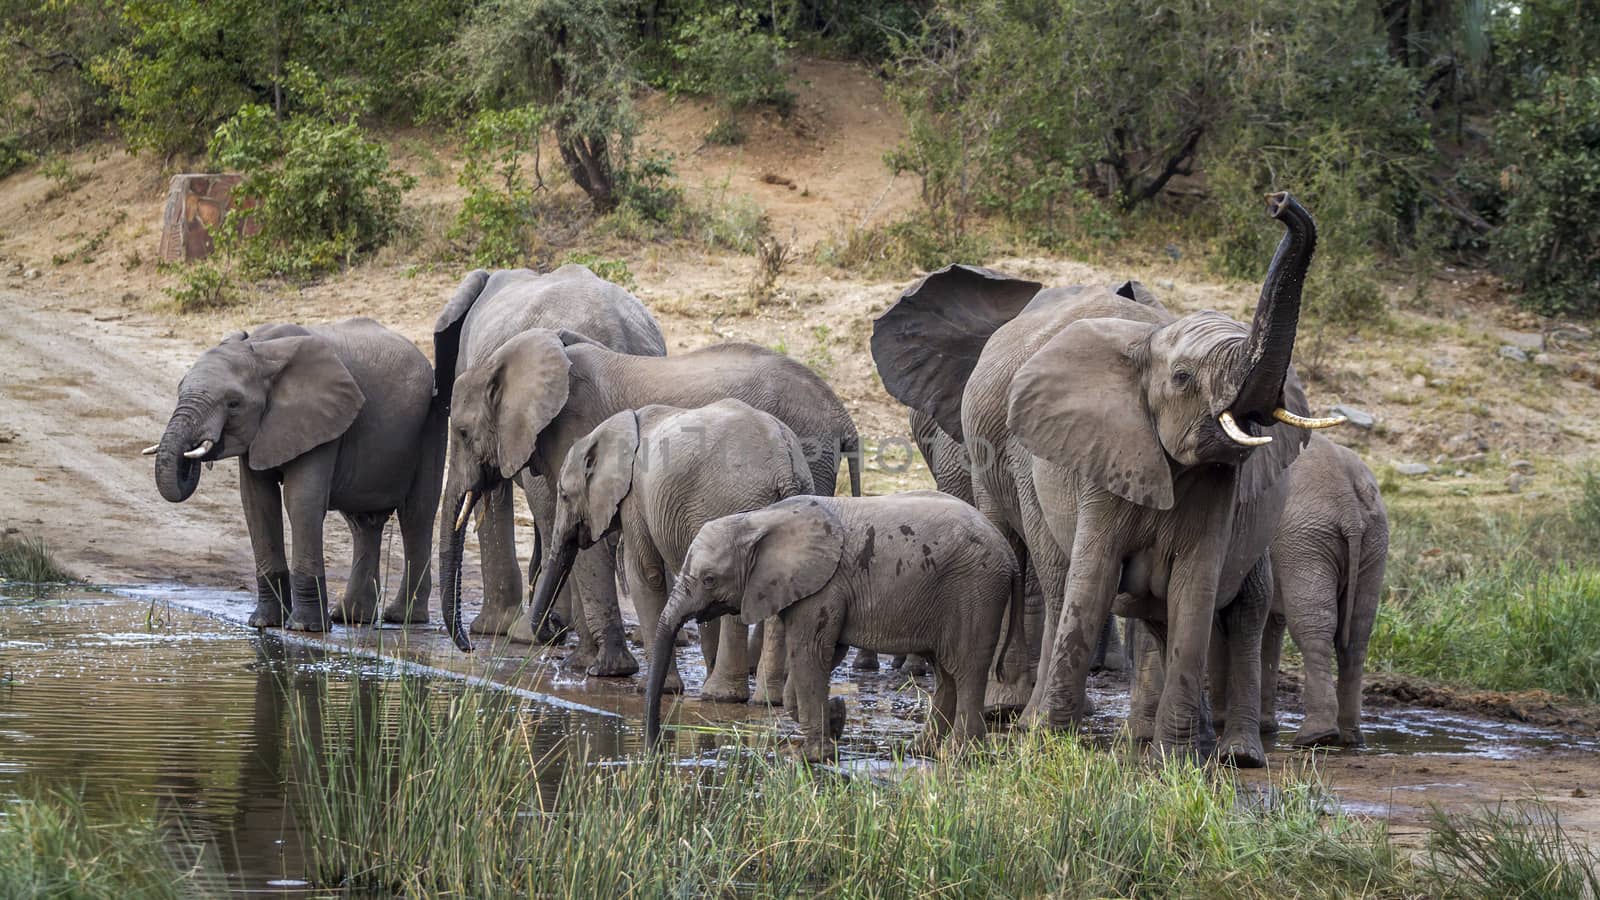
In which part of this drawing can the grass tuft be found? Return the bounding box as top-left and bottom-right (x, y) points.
(0, 790), (210, 899)
(0, 533), (75, 584)
(1422, 804), (1600, 899)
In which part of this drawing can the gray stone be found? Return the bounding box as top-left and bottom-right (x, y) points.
(1331, 404), (1375, 429)
(1510, 459), (1534, 472)
(1395, 462), (1431, 476)
(1533, 352), (1571, 370)
(22, 268), (38, 279)
(1156, 278), (1176, 291)
(1495, 329), (1545, 352)
(1499, 345), (1529, 363)
(1507, 473), (1530, 493)
(1410, 373), (1426, 388)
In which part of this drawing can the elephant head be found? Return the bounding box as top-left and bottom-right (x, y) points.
(438, 328), (578, 651)
(524, 410), (641, 643)
(644, 498), (843, 747)
(150, 326), (365, 503)
(1006, 192), (1334, 508)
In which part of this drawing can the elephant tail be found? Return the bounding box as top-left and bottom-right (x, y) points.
(842, 432), (862, 498)
(994, 558), (1026, 683)
(1339, 525), (1362, 652)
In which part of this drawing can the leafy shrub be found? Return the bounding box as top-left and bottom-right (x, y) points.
(209, 105), (413, 279)
(453, 104), (545, 267)
(163, 259), (238, 311)
(559, 251), (633, 287)
(652, 3), (794, 113)
(1489, 74), (1600, 316)
(0, 534), (75, 583)
(0, 2), (121, 166)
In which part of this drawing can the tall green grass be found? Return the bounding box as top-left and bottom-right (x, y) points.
(1370, 472), (1600, 700)
(0, 533), (74, 584)
(0, 790), (205, 899)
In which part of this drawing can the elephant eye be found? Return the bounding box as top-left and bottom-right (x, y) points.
(701, 573), (717, 588)
(1171, 370), (1193, 390)
(226, 398), (241, 410)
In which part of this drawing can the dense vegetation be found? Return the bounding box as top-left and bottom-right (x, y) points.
(2, 0), (1597, 315)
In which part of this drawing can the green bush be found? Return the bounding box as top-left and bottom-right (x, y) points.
(0, 534), (74, 583)
(453, 104), (545, 267)
(163, 259), (239, 311)
(0, 790), (192, 899)
(652, 3), (794, 113)
(0, 1), (121, 166)
(1488, 74), (1600, 316)
(209, 105), (412, 279)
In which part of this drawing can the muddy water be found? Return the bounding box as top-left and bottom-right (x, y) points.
(4, 588), (1599, 889)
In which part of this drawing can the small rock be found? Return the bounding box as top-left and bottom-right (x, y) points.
(22, 268), (38, 280)
(1332, 404), (1375, 429)
(1574, 787), (1589, 799)
(1507, 473), (1530, 493)
(1533, 352), (1571, 370)
(1452, 452), (1486, 467)
(1410, 374), (1426, 388)
(1453, 469), (1467, 478)
(1164, 244), (1182, 260)
(1495, 329), (1545, 352)
(1499, 345), (1529, 363)
(1510, 459), (1534, 472)
(1156, 279), (1175, 291)
(1395, 462), (1431, 476)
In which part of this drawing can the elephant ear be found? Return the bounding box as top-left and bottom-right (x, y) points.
(248, 335), (366, 471)
(1114, 280), (1170, 315)
(433, 269), (497, 407)
(1008, 317), (1174, 510)
(1236, 366), (1311, 503)
(738, 497), (845, 625)
(556, 328), (600, 348)
(567, 410), (639, 540)
(488, 330), (572, 479)
(870, 264), (1042, 441)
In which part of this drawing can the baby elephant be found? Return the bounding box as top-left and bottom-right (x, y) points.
(646, 492), (1022, 762)
(149, 318), (444, 631)
(1260, 434), (1389, 746)
(527, 399), (814, 700)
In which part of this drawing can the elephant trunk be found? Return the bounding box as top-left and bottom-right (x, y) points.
(526, 529), (579, 646)
(644, 585), (695, 749)
(1230, 192), (1317, 424)
(440, 484), (479, 652)
(154, 403), (207, 503)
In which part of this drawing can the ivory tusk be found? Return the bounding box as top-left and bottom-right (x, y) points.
(1272, 407), (1347, 429)
(454, 491), (475, 531)
(1219, 411), (1272, 447)
(140, 444), (159, 456)
(183, 440), (214, 459)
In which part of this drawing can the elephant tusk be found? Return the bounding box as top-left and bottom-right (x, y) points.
(1218, 411), (1272, 447)
(183, 440), (214, 459)
(454, 491), (475, 531)
(140, 444), (159, 456)
(1272, 407), (1347, 430)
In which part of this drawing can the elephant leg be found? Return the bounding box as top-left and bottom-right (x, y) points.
(1026, 529), (1121, 730)
(785, 608), (844, 763)
(469, 481), (525, 636)
(622, 542), (680, 694)
(280, 457), (334, 632)
(575, 540), (638, 678)
(1281, 564), (1339, 747)
(1127, 620), (1163, 743)
(1216, 557), (1270, 768)
(1337, 554), (1383, 746)
(1260, 606), (1287, 737)
(1206, 619), (1229, 732)
(509, 473), (561, 645)
(915, 662), (958, 752)
(1148, 564), (1225, 760)
(747, 622), (762, 675)
(752, 617), (788, 705)
(239, 469), (289, 629)
(700, 617), (721, 673)
(331, 511), (386, 625)
(383, 415), (442, 625)
(702, 616), (751, 702)
(900, 653), (931, 676)
(985, 532), (1035, 711)
(851, 648), (880, 671)
(1336, 641), (1369, 747)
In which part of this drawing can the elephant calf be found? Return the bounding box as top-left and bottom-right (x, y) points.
(1260, 434), (1389, 746)
(528, 399), (815, 702)
(646, 493), (1022, 762)
(148, 318), (444, 631)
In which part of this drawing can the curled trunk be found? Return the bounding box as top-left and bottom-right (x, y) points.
(526, 532), (579, 646)
(154, 410), (204, 502)
(1230, 192), (1317, 422)
(644, 588), (692, 749)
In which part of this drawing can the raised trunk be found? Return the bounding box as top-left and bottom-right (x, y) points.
(1230, 192), (1317, 422)
(154, 408), (204, 502)
(526, 530), (579, 645)
(644, 588), (693, 748)
(440, 486), (478, 652)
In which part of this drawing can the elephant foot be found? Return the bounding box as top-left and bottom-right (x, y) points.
(1145, 739), (1209, 767)
(330, 597), (378, 626)
(1091, 650), (1128, 674)
(284, 576), (329, 632)
(800, 738), (837, 764)
(827, 695), (847, 740)
(248, 598), (287, 629)
(983, 676), (1033, 714)
(851, 648), (880, 671)
(1340, 726), (1364, 747)
(584, 642), (640, 678)
(505, 611), (539, 645)
(1219, 729), (1267, 769)
(1259, 715), (1281, 737)
(1290, 723), (1342, 748)
(649, 668), (684, 695)
(700, 671), (750, 703)
(249, 573), (290, 628)
(469, 603), (523, 636)
(379, 596), (429, 625)
(751, 674), (787, 706)
(532, 611), (572, 646)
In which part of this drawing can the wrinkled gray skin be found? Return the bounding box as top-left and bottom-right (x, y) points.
(433, 266), (666, 661)
(646, 493), (1021, 762)
(1253, 434), (1388, 746)
(528, 400), (815, 704)
(154, 318), (444, 631)
(445, 329), (862, 660)
(872, 194), (1330, 766)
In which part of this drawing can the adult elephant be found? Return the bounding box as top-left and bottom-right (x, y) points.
(873, 193), (1343, 764)
(440, 331), (861, 658)
(149, 318), (444, 630)
(433, 265), (666, 659)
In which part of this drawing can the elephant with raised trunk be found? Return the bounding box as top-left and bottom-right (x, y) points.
(149, 318), (444, 631)
(646, 493), (1021, 762)
(441, 331), (862, 661)
(528, 400), (815, 703)
(432, 265), (666, 659)
(873, 193), (1346, 765)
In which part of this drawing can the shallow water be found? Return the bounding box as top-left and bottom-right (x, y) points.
(2, 588), (1595, 891)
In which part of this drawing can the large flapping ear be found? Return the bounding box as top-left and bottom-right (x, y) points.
(433, 269), (499, 406)
(248, 335), (366, 471)
(1008, 317), (1174, 510)
(568, 410), (639, 540)
(870, 264), (1043, 441)
(1237, 366), (1311, 503)
(486, 330), (572, 480)
(738, 497), (845, 625)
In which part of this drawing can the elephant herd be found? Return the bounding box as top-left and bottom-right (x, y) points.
(147, 192), (1389, 766)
